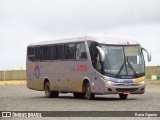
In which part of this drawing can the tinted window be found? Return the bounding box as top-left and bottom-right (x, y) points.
(53, 45), (63, 60)
(76, 42), (87, 60)
(64, 43), (75, 59)
(42, 46), (52, 60)
(27, 47), (35, 61)
(57, 45), (63, 60)
(53, 45), (58, 60)
(87, 41), (99, 68)
(35, 46), (42, 61)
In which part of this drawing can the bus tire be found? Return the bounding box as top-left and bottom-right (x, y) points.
(119, 94), (128, 100)
(85, 83), (95, 100)
(44, 82), (59, 98)
(73, 92), (85, 99)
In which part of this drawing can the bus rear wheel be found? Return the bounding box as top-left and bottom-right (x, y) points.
(119, 94), (128, 100)
(85, 83), (95, 100)
(44, 82), (59, 98)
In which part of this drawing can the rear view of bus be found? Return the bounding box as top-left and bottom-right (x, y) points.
(26, 35), (151, 100)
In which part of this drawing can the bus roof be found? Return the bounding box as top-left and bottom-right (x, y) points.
(28, 34), (139, 46)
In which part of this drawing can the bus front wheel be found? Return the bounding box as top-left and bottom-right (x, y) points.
(44, 82), (59, 98)
(119, 94), (128, 100)
(85, 83), (95, 100)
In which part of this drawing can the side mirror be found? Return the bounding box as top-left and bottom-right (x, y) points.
(96, 46), (105, 62)
(142, 48), (151, 62)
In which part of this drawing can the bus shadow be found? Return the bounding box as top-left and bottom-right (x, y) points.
(93, 97), (138, 101)
(34, 95), (138, 101)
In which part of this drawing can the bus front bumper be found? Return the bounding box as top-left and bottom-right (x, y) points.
(104, 83), (146, 94)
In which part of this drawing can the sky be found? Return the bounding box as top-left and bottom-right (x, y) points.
(0, 0), (160, 70)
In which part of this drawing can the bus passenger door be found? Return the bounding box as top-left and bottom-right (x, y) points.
(74, 42), (89, 92)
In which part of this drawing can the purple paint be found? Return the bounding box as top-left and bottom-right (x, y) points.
(109, 77), (134, 83)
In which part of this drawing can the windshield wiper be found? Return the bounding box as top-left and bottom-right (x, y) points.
(126, 57), (138, 77)
(116, 63), (125, 77)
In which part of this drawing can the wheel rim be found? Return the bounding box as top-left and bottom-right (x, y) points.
(45, 83), (50, 97)
(86, 86), (91, 98)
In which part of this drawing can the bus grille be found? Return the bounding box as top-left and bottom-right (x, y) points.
(114, 83), (141, 87)
(116, 88), (138, 92)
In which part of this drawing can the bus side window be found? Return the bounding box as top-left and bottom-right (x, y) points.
(64, 43), (75, 60)
(53, 45), (57, 60)
(42, 46), (52, 61)
(35, 46), (42, 61)
(88, 41), (99, 69)
(76, 42), (87, 60)
(57, 45), (63, 60)
(42, 46), (47, 60)
(27, 47), (35, 61)
(53, 45), (63, 60)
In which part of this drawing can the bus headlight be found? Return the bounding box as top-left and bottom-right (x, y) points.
(140, 80), (146, 85)
(107, 81), (115, 85)
(104, 76), (109, 80)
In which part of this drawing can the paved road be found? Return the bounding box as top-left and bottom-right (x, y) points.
(0, 83), (160, 120)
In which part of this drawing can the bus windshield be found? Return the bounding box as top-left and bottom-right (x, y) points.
(101, 45), (145, 78)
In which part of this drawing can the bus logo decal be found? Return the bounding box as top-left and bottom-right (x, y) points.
(77, 64), (88, 72)
(35, 65), (40, 79)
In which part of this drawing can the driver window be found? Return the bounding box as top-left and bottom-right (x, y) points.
(96, 53), (101, 72)
(88, 41), (101, 72)
(76, 42), (87, 60)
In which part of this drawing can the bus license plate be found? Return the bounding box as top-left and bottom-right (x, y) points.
(123, 91), (130, 94)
